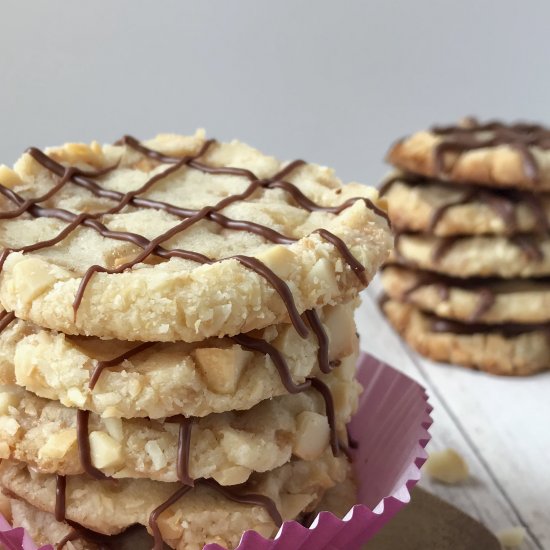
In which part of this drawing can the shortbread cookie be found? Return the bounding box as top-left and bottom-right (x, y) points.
(382, 298), (550, 375)
(0, 303), (357, 419)
(387, 119), (550, 190)
(4, 471), (358, 550)
(0, 356), (359, 484)
(382, 265), (550, 324)
(0, 454), (349, 550)
(393, 233), (550, 278)
(380, 174), (550, 236)
(0, 132), (391, 341)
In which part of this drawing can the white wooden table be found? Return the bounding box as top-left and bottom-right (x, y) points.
(356, 280), (550, 550)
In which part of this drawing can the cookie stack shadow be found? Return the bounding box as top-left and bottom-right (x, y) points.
(0, 132), (391, 549)
(379, 118), (550, 376)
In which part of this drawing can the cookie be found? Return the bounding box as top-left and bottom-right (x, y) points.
(380, 173), (550, 236)
(381, 265), (550, 324)
(0, 453), (349, 550)
(0, 132), (391, 342)
(0, 353), (359, 484)
(392, 233), (550, 278)
(0, 302), (357, 419)
(381, 298), (550, 375)
(387, 118), (550, 190)
(4, 470), (358, 550)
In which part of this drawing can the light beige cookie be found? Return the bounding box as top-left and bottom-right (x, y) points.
(382, 265), (550, 324)
(0, 453), (349, 550)
(0, 132), (390, 342)
(393, 233), (550, 278)
(0, 353), (359, 484)
(381, 174), (550, 236)
(4, 469), (357, 550)
(0, 303), (357, 419)
(382, 298), (550, 375)
(387, 119), (550, 190)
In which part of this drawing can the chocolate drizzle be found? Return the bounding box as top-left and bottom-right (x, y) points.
(304, 309), (331, 373)
(432, 120), (550, 183)
(232, 334), (312, 394)
(308, 377), (340, 456)
(89, 342), (156, 389)
(76, 410), (109, 480)
(55, 474), (67, 522)
(0, 311), (15, 333)
(429, 312), (550, 336)
(165, 415), (194, 486)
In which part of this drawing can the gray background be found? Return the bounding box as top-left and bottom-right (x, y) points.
(0, 0), (548, 184)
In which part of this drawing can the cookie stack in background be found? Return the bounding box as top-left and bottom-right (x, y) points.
(0, 132), (391, 549)
(379, 119), (550, 376)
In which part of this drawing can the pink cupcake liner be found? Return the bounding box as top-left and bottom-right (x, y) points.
(0, 353), (432, 550)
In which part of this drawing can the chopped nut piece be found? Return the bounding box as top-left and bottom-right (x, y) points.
(425, 448), (469, 484)
(257, 245), (295, 278)
(0, 165), (22, 188)
(89, 431), (123, 469)
(38, 429), (77, 459)
(497, 527), (526, 548)
(292, 411), (330, 460)
(194, 346), (251, 394)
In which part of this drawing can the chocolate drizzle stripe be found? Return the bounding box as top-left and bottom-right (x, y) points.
(55, 474), (67, 522)
(89, 342), (156, 389)
(148, 485), (193, 550)
(0, 311), (15, 333)
(201, 479), (283, 527)
(308, 377), (340, 456)
(76, 409), (109, 480)
(315, 228), (367, 283)
(56, 529), (80, 550)
(232, 334), (311, 393)
(429, 312), (550, 336)
(165, 415), (194, 486)
(304, 309), (331, 373)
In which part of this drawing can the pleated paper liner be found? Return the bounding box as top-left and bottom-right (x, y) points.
(0, 353), (432, 550)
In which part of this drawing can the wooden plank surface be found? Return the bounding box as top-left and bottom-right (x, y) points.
(355, 282), (547, 549)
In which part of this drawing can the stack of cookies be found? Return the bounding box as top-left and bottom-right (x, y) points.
(379, 118), (550, 376)
(0, 132), (391, 549)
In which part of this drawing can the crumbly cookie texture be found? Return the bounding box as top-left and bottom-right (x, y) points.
(0, 353), (360, 484)
(8, 498), (103, 550)
(386, 124), (550, 190)
(392, 233), (550, 278)
(0, 454), (349, 550)
(0, 133), (391, 341)
(382, 265), (550, 324)
(382, 176), (550, 236)
(382, 298), (550, 375)
(0, 302), (357, 418)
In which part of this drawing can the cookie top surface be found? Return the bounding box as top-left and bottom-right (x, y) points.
(382, 265), (550, 324)
(387, 119), (550, 190)
(0, 131), (391, 341)
(380, 173), (550, 236)
(0, 302), (357, 418)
